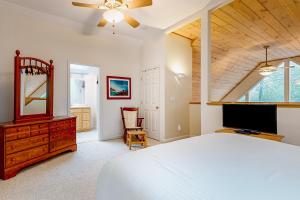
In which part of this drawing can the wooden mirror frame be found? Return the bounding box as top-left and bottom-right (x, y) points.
(14, 50), (54, 123)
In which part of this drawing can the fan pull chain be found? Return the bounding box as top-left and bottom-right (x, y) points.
(112, 21), (116, 35)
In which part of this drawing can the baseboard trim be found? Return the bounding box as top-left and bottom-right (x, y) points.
(100, 136), (122, 141)
(162, 135), (190, 143)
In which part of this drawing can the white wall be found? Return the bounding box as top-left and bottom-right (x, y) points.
(0, 1), (142, 140)
(165, 34), (192, 140)
(189, 104), (201, 136)
(277, 108), (300, 146)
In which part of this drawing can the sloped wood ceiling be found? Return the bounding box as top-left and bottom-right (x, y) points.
(174, 0), (300, 101)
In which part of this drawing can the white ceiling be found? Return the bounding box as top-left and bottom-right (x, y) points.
(4, 0), (211, 31)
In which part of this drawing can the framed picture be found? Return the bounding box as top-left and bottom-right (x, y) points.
(107, 76), (131, 100)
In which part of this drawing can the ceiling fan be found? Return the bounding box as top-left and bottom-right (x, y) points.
(72, 0), (152, 32)
(259, 45), (294, 76)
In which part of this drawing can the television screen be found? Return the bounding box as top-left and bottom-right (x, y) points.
(223, 104), (277, 134)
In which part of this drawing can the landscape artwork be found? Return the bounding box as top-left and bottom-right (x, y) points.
(107, 76), (131, 99)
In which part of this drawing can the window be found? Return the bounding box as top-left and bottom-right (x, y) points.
(238, 95), (246, 102)
(238, 60), (300, 102)
(249, 64), (284, 102)
(289, 61), (300, 102)
(71, 74), (86, 105)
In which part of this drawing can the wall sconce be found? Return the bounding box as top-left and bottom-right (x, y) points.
(175, 73), (186, 79)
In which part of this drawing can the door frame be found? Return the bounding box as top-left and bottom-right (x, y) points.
(67, 62), (102, 141)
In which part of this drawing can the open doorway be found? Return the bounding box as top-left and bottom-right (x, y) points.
(69, 64), (100, 144)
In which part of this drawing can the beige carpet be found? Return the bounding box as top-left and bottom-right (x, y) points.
(77, 129), (99, 144)
(0, 139), (159, 200)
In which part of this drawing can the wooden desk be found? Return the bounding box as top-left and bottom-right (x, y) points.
(215, 128), (284, 142)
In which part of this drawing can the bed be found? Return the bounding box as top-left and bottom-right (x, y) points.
(97, 133), (300, 200)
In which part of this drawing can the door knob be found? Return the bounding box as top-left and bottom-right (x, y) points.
(156, 106), (159, 109)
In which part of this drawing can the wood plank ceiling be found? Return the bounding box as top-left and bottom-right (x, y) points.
(174, 0), (300, 101)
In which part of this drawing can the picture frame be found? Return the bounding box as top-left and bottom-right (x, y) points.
(107, 76), (131, 100)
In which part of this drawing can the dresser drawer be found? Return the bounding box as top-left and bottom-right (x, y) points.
(50, 128), (76, 142)
(6, 144), (48, 168)
(5, 126), (31, 141)
(50, 139), (76, 152)
(50, 134), (75, 143)
(50, 120), (72, 131)
(49, 121), (64, 129)
(31, 128), (49, 137)
(30, 123), (49, 131)
(6, 135), (49, 155)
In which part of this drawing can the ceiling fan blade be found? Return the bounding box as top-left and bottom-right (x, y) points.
(97, 19), (108, 27)
(124, 15), (140, 28)
(72, 2), (99, 9)
(126, 0), (152, 9)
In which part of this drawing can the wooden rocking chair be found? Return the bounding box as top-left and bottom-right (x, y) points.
(121, 107), (144, 143)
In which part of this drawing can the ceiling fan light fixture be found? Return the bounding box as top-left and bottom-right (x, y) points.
(258, 45), (278, 76)
(104, 0), (123, 9)
(103, 9), (124, 23)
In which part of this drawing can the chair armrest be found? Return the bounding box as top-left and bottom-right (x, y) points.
(137, 118), (144, 127)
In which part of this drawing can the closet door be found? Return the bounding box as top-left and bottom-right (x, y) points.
(141, 68), (160, 140)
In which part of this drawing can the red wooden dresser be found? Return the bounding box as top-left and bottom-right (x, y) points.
(0, 51), (77, 180)
(0, 117), (77, 180)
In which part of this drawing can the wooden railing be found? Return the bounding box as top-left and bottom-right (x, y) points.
(25, 97), (47, 106)
(25, 80), (47, 106)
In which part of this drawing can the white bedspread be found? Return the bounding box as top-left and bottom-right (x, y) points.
(97, 133), (300, 200)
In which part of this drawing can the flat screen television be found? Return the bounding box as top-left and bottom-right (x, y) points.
(223, 104), (277, 134)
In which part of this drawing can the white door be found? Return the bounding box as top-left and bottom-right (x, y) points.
(141, 68), (160, 140)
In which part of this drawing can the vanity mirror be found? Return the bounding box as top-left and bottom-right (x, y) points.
(14, 50), (54, 123)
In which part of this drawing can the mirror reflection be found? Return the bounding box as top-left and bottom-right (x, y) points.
(20, 69), (47, 115)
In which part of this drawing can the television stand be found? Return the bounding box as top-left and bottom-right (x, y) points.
(215, 128), (284, 142)
(234, 129), (261, 135)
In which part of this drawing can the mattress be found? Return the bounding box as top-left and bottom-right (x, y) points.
(97, 133), (300, 200)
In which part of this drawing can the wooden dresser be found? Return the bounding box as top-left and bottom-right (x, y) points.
(70, 107), (91, 132)
(0, 116), (77, 180)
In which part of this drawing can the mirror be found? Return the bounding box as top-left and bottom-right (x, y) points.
(14, 50), (54, 123)
(20, 69), (47, 115)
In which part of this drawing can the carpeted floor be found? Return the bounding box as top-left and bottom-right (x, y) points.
(77, 129), (99, 144)
(0, 138), (159, 200)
